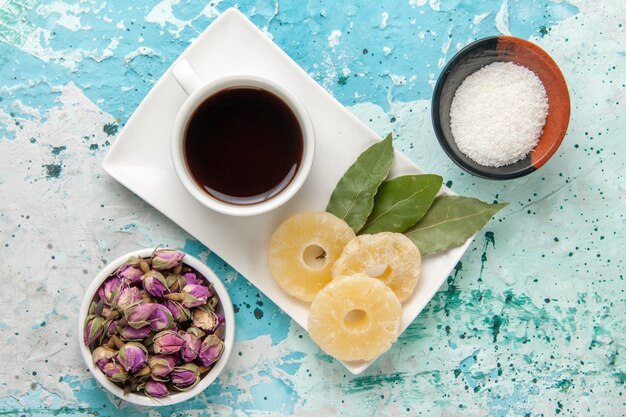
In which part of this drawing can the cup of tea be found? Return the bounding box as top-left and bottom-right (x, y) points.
(170, 60), (315, 216)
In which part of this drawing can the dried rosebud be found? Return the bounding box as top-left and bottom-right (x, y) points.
(192, 305), (220, 333)
(171, 363), (200, 391)
(164, 300), (191, 323)
(149, 304), (174, 332)
(153, 330), (185, 355)
(143, 270), (169, 298)
(180, 331), (202, 362)
(208, 295), (219, 310)
(183, 272), (203, 286)
(116, 342), (148, 373)
(92, 346), (116, 371)
(119, 325), (151, 341)
(124, 303), (157, 329)
(144, 379), (169, 398)
(151, 249), (185, 270)
(116, 283), (142, 310)
(198, 334), (224, 367)
(165, 273), (186, 293)
(117, 264), (144, 285)
(83, 315), (106, 346)
(181, 284), (211, 308)
(104, 319), (117, 336)
(102, 361), (128, 383)
(98, 277), (122, 307)
(148, 354), (178, 381)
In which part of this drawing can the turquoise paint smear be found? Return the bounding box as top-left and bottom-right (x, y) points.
(0, 0), (579, 140)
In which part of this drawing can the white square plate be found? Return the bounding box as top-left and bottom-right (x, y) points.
(103, 8), (471, 375)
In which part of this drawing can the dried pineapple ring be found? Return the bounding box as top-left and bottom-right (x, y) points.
(308, 273), (402, 361)
(332, 232), (421, 303)
(268, 211), (356, 302)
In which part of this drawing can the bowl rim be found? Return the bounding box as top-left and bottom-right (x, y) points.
(77, 248), (235, 407)
(432, 35), (569, 180)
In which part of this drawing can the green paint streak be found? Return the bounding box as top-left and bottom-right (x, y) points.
(554, 378), (572, 391)
(45, 163), (62, 178)
(454, 369), (462, 378)
(613, 372), (626, 384)
(50, 145), (66, 155)
(477, 232), (495, 283)
(103, 122), (119, 136)
(347, 372), (406, 393)
(89, 143), (99, 150)
(337, 74), (349, 85)
(0, 406), (98, 416)
(491, 314), (503, 342)
(590, 325), (613, 348)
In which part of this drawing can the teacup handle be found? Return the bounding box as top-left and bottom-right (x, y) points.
(171, 59), (203, 96)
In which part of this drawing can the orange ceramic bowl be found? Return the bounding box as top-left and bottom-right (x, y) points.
(432, 36), (570, 179)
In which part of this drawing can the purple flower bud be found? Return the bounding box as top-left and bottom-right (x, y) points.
(183, 272), (203, 286)
(148, 354), (178, 380)
(117, 264), (144, 285)
(180, 284), (211, 308)
(192, 305), (220, 333)
(151, 249), (185, 270)
(171, 363), (200, 391)
(119, 325), (152, 341)
(149, 304), (174, 331)
(164, 273), (185, 293)
(83, 315), (105, 346)
(198, 334), (224, 367)
(164, 300), (191, 323)
(102, 361), (128, 383)
(116, 284), (142, 310)
(143, 270), (169, 298)
(92, 346), (116, 371)
(116, 342), (148, 373)
(124, 303), (157, 329)
(104, 319), (117, 336)
(180, 331), (202, 362)
(97, 277), (122, 306)
(144, 379), (169, 398)
(153, 330), (185, 355)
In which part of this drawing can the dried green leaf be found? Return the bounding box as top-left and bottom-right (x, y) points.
(326, 134), (394, 232)
(359, 174), (443, 235)
(405, 196), (507, 256)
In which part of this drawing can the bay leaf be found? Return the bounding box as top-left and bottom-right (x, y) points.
(359, 174), (443, 235)
(326, 133), (394, 232)
(405, 196), (507, 256)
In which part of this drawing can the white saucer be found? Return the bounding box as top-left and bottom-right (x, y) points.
(102, 8), (472, 375)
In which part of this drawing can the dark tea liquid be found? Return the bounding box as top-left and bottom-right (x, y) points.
(184, 87), (303, 205)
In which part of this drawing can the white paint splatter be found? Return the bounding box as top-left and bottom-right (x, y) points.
(495, 0), (512, 36)
(145, 0), (222, 36)
(327, 30), (342, 48)
(380, 12), (389, 29)
(429, 0), (441, 11)
(383, 46), (392, 56)
(473, 12), (491, 25)
(389, 74), (407, 85)
(36, 1), (91, 32)
(408, 0), (428, 7)
(124, 47), (160, 64)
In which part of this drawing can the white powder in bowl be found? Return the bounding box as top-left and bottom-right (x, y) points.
(449, 61), (549, 167)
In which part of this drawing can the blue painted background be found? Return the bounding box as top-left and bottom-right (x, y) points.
(0, 0), (624, 416)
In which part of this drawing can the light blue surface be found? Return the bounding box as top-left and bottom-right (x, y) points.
(0, 1), (624, 416)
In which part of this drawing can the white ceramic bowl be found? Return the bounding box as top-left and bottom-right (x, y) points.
(170, 74), (315, 216)
(78, 248), (235, 406)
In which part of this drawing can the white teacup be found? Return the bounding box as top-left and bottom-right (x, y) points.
(170, 59), (315, 216)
